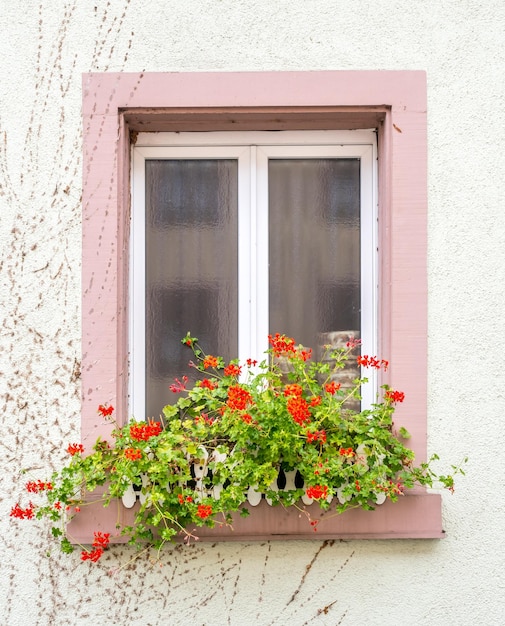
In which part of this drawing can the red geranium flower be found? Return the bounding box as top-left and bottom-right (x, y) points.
(227, 385), (253, 411)
(357, 355), (388, 371)
(286, 396), (311, 425)
(203, 355), (219, 369)
(196, 504), (213, 519)
(124, 448), (142, 461)
(67, 443), (85, 456)
(130, 420), (162, 441)
(98, 404), (114, 417)
(268, 333), (296, 357)
(81, 548), (104, 562)
(283, 384), (303, 397)
(306, 430), (326, 444)
(10, 502), (35, 520)
(306, 485), (328, 500)
(224, 363), (242, 377)
(384, 390), (405, 403)
(324, 381), (341, 395)
(92, 531), (111, 548)
(198, 378), (217, 391)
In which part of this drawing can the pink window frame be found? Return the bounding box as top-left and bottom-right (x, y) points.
(72, 71), (442, 543)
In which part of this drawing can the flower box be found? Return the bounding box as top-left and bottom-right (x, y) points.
(12, 333), (463, 561)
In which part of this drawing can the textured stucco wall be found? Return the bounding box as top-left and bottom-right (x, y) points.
(1, 1), (504, 624)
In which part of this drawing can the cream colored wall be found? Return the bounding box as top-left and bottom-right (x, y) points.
(1, 1), (504, 624)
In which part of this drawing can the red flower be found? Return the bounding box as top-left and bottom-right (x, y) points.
(10, 502), (35, 520)
(196, 504), (213, 519)
(203, 355), (219, 369)
(357, 355), (388, 371)
(283, 384), (303, 397)
(169, 376), (189, 393)
(224, 363), (242, 377)
(124, 448), (142, 461)
(268, 333), (296, 357)
(67, 443), (85, 456)
(306, 485), (328, 500)
(310, 396), (322, 407)
(241, 413), (253, 424)
(346, 337), (362, 348)
(246, 358), (258, 367)
(178, 494), (194, 504)
(339, 447), (355, 458)
(324, 381), (341, 395)
(54, 502), (62, 510)
(227, 385), (253, 411)
(147, 420), (162, 437)
(298, 348), (312, 362)
(92, 531), (111, 548)
(130, 420), (162, 441)
(195, 413), (215, 426)
(384, 390), (405, 403)
(306, 430), (326, 444)
(81, 548), (104, 562)
(286, 396), (311, 425)
(98, 404), (114, 417)
(198, 378), (217, 391)
(375, 480), (405, 497)
(26, 480), (52, 493)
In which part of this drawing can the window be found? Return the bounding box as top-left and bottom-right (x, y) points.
(130, 131), (377, 419)
(76, 71), (443, 542)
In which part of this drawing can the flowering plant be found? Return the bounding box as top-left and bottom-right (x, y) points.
(11, 333), (464, 562)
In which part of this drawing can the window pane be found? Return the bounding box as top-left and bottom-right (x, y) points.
(268, 158), (360, 356)
(145, 159), (238, 417)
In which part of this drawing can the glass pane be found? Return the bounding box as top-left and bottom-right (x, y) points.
(268, 158), (360, 357)
(145, 159), (238, 418)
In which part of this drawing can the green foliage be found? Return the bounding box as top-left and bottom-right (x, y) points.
(11, 333), (465, 560)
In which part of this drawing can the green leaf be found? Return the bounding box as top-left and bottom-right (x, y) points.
(163, 405), (178, 419)
(60, 538), (74, 554)
(398, 426), (410, 439)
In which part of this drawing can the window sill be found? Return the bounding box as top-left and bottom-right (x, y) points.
(67, 492), (443, 544)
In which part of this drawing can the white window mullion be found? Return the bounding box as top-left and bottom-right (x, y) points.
(255, 147), (270, 360)
(237, 146), (253, 364)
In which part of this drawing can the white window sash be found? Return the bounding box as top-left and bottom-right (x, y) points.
(131, 131), (377, 418)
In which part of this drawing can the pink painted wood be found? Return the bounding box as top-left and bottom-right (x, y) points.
(78, 70), (441, 542)
(68, 494), (443, 544)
